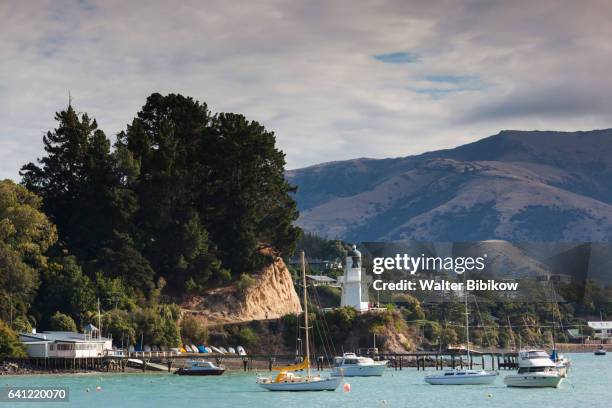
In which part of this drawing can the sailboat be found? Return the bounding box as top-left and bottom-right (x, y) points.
(425, 276), (497, 385)
(548, 281), (570, 377)
(257, 251), (342, 391)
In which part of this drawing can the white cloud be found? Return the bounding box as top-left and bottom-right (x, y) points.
(1, 0), (612, 180)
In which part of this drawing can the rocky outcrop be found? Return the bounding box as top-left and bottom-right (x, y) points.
(182, 257), (302, 326)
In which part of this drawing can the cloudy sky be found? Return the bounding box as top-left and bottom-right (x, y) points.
(2, 0), (612, 180)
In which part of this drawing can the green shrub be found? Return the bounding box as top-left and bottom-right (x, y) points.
(102, 309), (136, 346)
(236, 327), (258, 347)
(237, 273), (256, 292)
(0, 320), (26, 357)
(12, 316), (33, 333)
(49, 311), (77, 331)
(180, 316), (208, 344)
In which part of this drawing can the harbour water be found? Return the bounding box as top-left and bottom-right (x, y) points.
(2, 353), (609, 408)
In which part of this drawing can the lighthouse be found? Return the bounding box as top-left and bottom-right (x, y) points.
(339, 245), (369, 312)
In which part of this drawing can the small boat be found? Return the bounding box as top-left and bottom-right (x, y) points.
(237, 346), (247, 356)
(197, 345), (209, 353)
(504, 350), (563, 388)
(218, 347), (228, 353)
(209, 346), (225, 354)
(594, 345), (607, 356)
(228, 347), (237, 354)
(425, 368), (498, 385)
(257, 251), (341, 392)
(331, 353), (387, 377)
(175, 360), (225, 376)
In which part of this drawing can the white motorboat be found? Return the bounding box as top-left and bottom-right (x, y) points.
(504, 350), (563, 388)
(175, 359), (225, 376)
(256, 251), (342, 392)
(331, 353), (387, 377)
(594, 345), (607, 356)
(425, 368), (498, 385)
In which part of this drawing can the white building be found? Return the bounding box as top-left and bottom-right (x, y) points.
(588, 321), (612, 340)
(338, 245), (369, 312)
(19, 328), (112, 358)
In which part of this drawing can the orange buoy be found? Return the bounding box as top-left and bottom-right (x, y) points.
(343, 383), (351, 393)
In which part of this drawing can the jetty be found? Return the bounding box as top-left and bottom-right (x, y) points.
(1, 349), (520, 374)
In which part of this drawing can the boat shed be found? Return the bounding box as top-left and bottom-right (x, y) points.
(19, 331), (113, 358)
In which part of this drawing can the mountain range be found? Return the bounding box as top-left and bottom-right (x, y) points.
(287, 129), (612, 243)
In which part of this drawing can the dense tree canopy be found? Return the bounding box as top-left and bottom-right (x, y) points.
(0, 180), (57, 327)
(0, 93), (302, 356)
(20, 93), (301, 296)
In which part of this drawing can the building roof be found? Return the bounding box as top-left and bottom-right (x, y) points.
(306, 274), (336, 282)
(587, 321), (612, 329)
(567, 329), (584, 338)
(84, 323), (98, 332)
(20, 331), (110, 343)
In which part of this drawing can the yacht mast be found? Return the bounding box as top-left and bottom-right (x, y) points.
(302, 251), (311, 378)
(464, 274), (470, 359)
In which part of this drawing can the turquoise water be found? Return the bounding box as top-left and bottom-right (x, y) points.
(1, 353), (610, 408)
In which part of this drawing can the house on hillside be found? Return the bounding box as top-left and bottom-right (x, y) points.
(19, 327), (112, 358)
(306, 274), (338, 287)
(587, 321), (612, 341)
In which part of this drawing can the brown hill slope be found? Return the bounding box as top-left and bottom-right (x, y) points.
(182, 256), (301, 326)
(287, 129), (612, 242)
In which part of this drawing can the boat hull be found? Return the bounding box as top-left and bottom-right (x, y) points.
(425, 373), (497, 385)
(175, 368), (225, 376)
(331, 363), (386, 377)
(504, 373), (563, 388)
(258, 377), (342, 391)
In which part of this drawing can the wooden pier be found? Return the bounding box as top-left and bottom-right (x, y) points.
(378, 352), (518, 371)
(1, 350), (519, 374)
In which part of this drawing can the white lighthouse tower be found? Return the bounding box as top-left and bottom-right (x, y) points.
(339, 245), (369, 312)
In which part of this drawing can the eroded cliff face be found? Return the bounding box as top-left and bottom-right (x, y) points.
(182, 257), (302, 326)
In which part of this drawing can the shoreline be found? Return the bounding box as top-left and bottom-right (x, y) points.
(2, 346), (605, 377)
